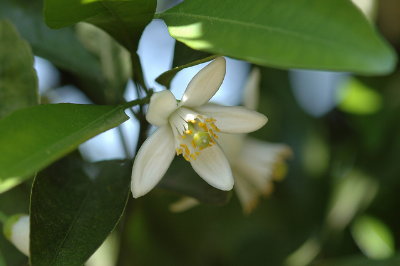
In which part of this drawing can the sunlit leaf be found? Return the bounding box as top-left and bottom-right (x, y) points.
(351, 215), (394, 259)
(0, 104), (129, 183)
(44, 0), (156, 53)
(159, 0), (396, 75)
(338, 78), (382, 115)
(30, 159), (131, 266)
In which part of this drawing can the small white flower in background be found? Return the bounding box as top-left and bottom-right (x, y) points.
(131, 57), (268, 198)
(170, 68), (292, 214)
(3, 214), (30, 256)
(222, 68), (292, 213)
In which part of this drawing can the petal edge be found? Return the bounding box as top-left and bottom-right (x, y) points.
(195, 104), (268, 133)
(131, 126), (176, 198)
(181, 57), (226, 107)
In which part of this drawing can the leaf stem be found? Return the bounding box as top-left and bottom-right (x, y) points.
(121, 92), (152, 110)
(130, 53), (148, 94)
(117, 126), (131, 158)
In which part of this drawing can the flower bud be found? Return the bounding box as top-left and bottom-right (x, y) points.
(3, 214), (30, 256)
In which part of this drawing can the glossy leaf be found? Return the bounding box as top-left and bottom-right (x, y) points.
(30, 159), (131, 266)
(156, 55), (217, 88)
(158, 157), (231, 205)
(0, 0), (102, 79)
(0, 103), (129, 182)
(0, 20), (38, 118)
(44, 0), (156, 52)
(159, 0), (396, 75)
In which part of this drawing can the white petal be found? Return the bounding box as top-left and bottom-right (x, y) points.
(131, 126), (176, 198)
(241, 138), (292, 165)
(217, 133), (246, 163)
(233, 172), (260, 214)
(243, 68), (261, 110)
(181, 57), (226, 107)
(195, 103), (268, 133)
(190, 144), (233, 190)
(146, 90), (178, 126)
(10, 215), (30, 256)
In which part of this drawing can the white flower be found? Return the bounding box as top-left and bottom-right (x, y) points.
(131, 57), (268, 198)
(3, 214), (30, 256)
(220, 134), (292, 213)
(219, 68), (292, 213)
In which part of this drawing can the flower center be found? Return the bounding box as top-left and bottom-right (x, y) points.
(170, 109), (220, 162)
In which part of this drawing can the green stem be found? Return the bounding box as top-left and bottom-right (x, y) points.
(130, 53), (148, 93)
(116, 51), (152, 266)
(117, 126), (131, 158)
(121, 92), (152, 109)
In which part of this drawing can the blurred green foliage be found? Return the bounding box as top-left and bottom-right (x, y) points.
(1, 0), (400, 265)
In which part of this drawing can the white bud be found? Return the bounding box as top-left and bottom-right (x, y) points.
(3, 214), (30, 256)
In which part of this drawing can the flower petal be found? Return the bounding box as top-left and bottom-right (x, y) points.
(190, 144), (233, 190)
(131, 126), (176, 198)
(195, 103), (268, 133)
(146, 90), (178, 126)
(243, 68), (261, 110)
(233, 172), (260, 214)
(181, 57), (226, 107)
(217, 133), (246, 163)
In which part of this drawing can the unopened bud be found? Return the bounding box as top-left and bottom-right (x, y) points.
(3, 214), (30, 256)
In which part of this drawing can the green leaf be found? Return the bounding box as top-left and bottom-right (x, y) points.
(0, 20), (39, 192)
(172, 41), (211, 69)
(44, 0), (156, 52)
(0, 0), (120, 105)
(0, 20), (38, 118)
(0, 0), (102, 80)
(159, 0), (396, 75)
(0, 103), (129, 183)
(30, 158), (131, 266)
(156, 55), (217, 88)
(76, 23), (131, 104)
(351, 215), (395, 259)
(158, 157), (231, 205)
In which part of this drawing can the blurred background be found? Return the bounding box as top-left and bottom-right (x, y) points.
(1, 0), (400, 265)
